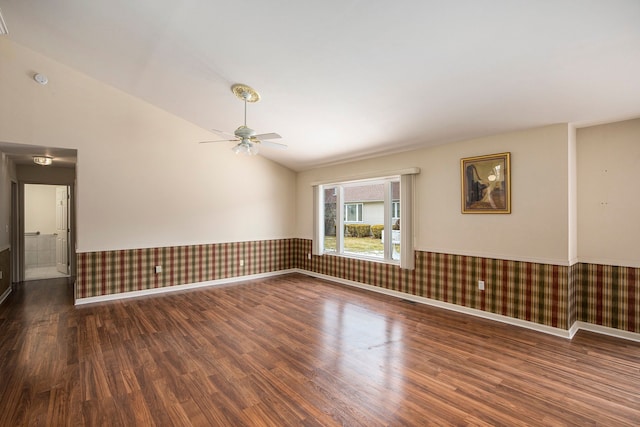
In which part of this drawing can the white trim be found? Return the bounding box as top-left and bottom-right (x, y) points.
(577, 257), (640, 269)
(76, 239), (295, 255)
(399, 173), (414, 270)
(0, 245), (10, 252)
(322, 252), (400, 266)
(568, 320), (581, 339)
(301, 270), (572, 339)
(73, 267), (640, 343)
(0, 287), (11, 305)
(343, 202), (363, 222)
(419, 247), (571, 266)
(414, 249), (640, 269)
(309, 167), (420, 186)
(298, 270), (640, 342)
(570, 321), (640, 343)
(75, 269), (296, 305)
(312, 185), (324, 255)
(383, 181), (392, 260)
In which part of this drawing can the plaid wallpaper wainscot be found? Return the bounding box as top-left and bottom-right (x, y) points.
(578, 263), (639, 333)
(75, 238), (640, 334)
(76, 239), (295, 299)
(296, 239), (568, 329)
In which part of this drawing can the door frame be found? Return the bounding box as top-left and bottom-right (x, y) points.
(55, 185), (70, 275)
(10, 180), (19, 285)
(18, 181), (76, 281)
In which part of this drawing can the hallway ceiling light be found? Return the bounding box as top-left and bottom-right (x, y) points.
(33, 156), (53, 166)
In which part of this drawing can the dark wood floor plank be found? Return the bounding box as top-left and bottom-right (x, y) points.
(1, 274), (639, 425)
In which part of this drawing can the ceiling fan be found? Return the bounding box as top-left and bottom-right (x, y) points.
(200, 84), (287, 155)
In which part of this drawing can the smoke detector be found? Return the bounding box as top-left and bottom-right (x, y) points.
(34, 73), (48, 85)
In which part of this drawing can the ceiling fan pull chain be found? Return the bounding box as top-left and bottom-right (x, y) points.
(244, 94), (248, 127)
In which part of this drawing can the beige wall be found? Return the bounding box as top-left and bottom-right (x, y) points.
(17, 165), (76, 185)
(0, 152), (16, 250)
(577, 118), (640, 268)
(0, 39), (296, 253)
(298, 124), (571, 265)
(24, 184), (58, 235)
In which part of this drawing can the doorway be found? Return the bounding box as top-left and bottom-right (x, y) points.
(24, 184), (70, 281)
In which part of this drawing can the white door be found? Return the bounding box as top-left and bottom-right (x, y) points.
(55, 186), (69, 275)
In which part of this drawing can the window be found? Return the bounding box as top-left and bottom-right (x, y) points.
(392, 201), (400, 219)
(313, 169), (417, 269)
(344, 203), (363, 222)
(320, 177), (400, 262)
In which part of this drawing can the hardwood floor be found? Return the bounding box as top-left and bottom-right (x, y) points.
(1, 274), (639, 426)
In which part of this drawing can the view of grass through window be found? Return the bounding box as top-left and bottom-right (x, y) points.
(323, 179), (400, 260)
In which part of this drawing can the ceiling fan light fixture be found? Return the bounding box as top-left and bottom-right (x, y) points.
(200, 83), (285, 154)
(33, 155), (53, 166)
(232, 141), (259, 156)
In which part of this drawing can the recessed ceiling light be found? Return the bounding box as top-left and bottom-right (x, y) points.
(33, 156), (53, 166)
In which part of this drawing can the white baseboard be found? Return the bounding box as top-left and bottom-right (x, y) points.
(568, 320), (581, 339)
(74, 268), (640, 343)
(570, 321), (640, 343)
(298, 270), (640, 342)
(74, 269), (297, 305)
(0, 286), (11, 305)
(299, 270), (573, 339)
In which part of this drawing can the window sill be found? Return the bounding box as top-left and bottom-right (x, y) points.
(322, 251), (400, 266)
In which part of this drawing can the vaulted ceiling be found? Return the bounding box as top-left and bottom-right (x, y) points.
(1, 1), (640, 171)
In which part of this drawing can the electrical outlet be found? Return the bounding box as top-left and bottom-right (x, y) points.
(478, 280), (485, 291)
(307, 253), (312, 260)
(240, 259), (244, 267)
(154, 265), (162, 274)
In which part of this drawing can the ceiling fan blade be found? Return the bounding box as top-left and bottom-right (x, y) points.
(211, 128), (236, 137)
(258, 140), (288, 150)
(199, 139), (238, 144)
(253, 132), (281, 140)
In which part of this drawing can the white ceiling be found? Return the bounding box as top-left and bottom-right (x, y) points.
(1, 0), (640, 171)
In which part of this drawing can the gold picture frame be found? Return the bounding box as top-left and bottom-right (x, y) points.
(461, 152), (511, 214)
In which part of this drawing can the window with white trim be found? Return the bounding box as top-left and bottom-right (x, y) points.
(344, 203), (363, 222)
(320, 177), (400, 262)
(392, 201), (400, 220)
(313, 169), (417, 270)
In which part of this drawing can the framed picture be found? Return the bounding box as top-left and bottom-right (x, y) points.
(461, 152), (511, 214)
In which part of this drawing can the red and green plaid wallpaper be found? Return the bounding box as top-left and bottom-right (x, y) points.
(577, 263), (639, 333)
(295, 239), (569, 329)
(76, 239), (295, 299)
(75, 238), (639, 334)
